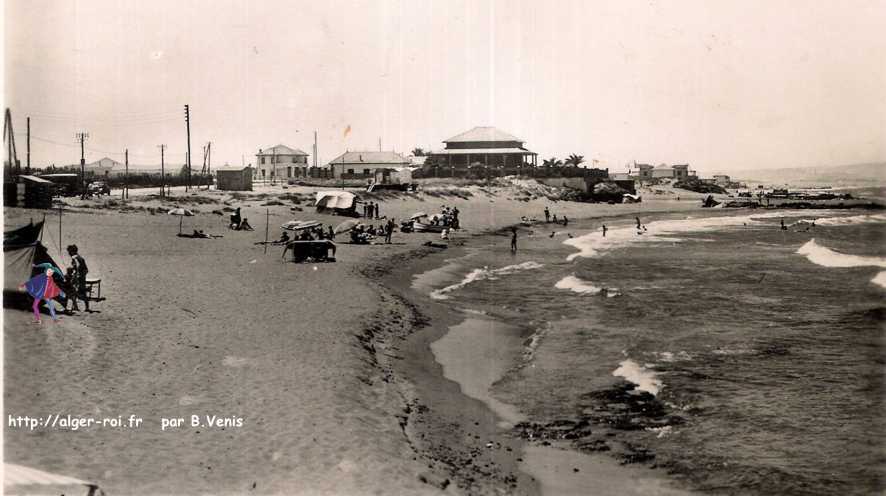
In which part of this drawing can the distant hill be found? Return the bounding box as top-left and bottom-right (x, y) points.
(729, 162), (885, 187)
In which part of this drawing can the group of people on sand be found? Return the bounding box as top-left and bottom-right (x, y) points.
(428, 206), (459, 229)
(229, 208), (254, 231)
(542, 207), (568, 226)
(362, 201), (382, 219)
(20, 245), (91, 324)
(351, 219), (396, 244)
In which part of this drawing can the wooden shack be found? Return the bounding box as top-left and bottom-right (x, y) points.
(216, 166), (253, 191)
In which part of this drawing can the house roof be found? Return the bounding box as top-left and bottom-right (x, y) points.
(443, 126), (523, 143)
(216, 166), (253, 172)
(430, 147), (535, 155)
(327, 151), (409, 165)
(257, 144), (309, 156)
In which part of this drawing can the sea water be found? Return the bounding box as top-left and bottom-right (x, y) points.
(420, 209), (885, 495)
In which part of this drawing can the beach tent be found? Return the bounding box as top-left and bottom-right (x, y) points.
(4, 221), (64, 296)
(315, 191), (358, 216)
(3, 462), (104, 495)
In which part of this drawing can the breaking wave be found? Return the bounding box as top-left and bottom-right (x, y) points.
(796, 239), (886, 289)
(612, 359), (663, 396)
(554, 275), (602, 294)
(814, 213), (886, 226)
(430, 261), (544, 300)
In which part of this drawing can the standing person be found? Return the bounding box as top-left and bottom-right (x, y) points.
(375, 202), (381, 219)
(385, 220), (394, 244)
(21, 268), (65, 323)
(328, 225), (335, 240)
(563, 216), (569, 227)
(544, 207), (550, 223)
(67, 244), (90, 313)
(636, 216), (641, 230)
(602, 224), (608, 237)
(230, 208), (242, 230)
(780, 218), (787, 230)
(510, 227), (518, 253)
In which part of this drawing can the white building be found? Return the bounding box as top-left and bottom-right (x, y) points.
(254, 145), (310, 181)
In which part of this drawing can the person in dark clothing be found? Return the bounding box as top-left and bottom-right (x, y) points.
(563, 216), (569, 227)
(374, 202), (381, 219)
(510, 227), (518, 253)
(636, 216), (641, 229)
(238, 218), (254, 231)
(66, 244), (90, 312)
(544, 207), (550, 223)
(230, 208), (242, 229)
(602, 224), (608, 237)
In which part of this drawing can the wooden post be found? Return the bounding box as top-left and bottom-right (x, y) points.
(124, 148), (128, 199)
(263, 208), (270, 255)
(58, 204), (62, 255)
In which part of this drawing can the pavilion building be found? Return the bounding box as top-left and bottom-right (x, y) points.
(428, 127), (537, 168)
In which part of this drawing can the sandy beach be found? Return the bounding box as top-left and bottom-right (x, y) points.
(4, 181), (706, 495)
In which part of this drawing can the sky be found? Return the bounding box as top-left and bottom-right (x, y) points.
(4, 0), (886, 174)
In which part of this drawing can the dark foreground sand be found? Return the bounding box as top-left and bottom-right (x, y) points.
(4, 183), (702, 495)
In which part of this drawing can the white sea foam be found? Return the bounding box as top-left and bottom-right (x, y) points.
(873, 272), (886, 288)
(613, 359), (663, 396)
(564, 210), (879, 262)
(430, 261), (545, 300)
(814, 213), (886, 226)
(554, 275), (602, 294)
(653, 351), (693, 363)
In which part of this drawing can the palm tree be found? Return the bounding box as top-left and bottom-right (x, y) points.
(542, 157), (562, 167)
(565, 154), (585, 167)
(411, 147), (425, 157)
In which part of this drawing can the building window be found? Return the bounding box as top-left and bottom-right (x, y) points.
(260, 157), (265, 165)
(347, 169), (354, 174)
(287, 167), (292, 178)
(291, 156), (297, 163)
(261, 169), (266, 178)
(363, 169), (370, 176)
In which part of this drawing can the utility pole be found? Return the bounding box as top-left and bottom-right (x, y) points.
(184, 104), (191, 191)
(75, 132), (89, 199)
(206, 142), (212, 189)
(158, 144), (166, 198)
(124, 148), (129, 199)
(26, 117), (30, 172)
(272, 147), (277, 185)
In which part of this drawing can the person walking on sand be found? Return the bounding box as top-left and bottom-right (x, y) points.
(780, 218), (787, 230)
(602, 224), (607, 237)
(510, 227), (518, 253)
(636, 216), (641, 230)
(544, 207), (550, 223)
(21, 268), (65, 323)
(563, 216), (569, 227)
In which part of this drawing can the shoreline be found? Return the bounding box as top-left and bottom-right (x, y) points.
(363, 209), (712, 495)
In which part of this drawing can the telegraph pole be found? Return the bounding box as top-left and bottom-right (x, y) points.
(206, 141), (211, 189)
(26, 117), (30, 172)
(184, 104), (191, 191)
(124, 148), (129, 199)
(75, 131), (88, 199)
(158, 144), (167, 198)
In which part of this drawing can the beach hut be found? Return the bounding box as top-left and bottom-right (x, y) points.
(315, 191), (359, 216)
(4, 462), (104, 495)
